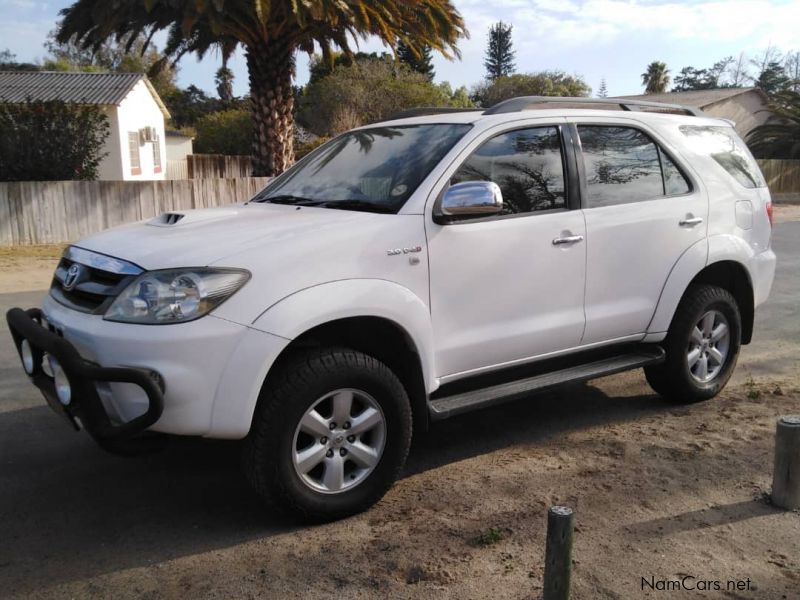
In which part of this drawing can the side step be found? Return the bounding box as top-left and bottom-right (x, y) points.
(428, 347), (665, 421)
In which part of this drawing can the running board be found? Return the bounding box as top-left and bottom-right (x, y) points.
(428, 347), (665, 421)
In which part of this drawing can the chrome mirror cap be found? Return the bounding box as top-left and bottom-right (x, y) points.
(440, 181), (503, 217)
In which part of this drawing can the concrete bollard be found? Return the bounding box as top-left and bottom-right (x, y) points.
(543, 506), (574, 600)
(772, 415), (800, 510)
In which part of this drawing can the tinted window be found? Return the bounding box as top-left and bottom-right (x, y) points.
(579, 126), (664, 207)
(452, 126), (566, 215)
(679, 125), (766, 189)
(660, 149), (691, 195)
(255, 124), (471, 213)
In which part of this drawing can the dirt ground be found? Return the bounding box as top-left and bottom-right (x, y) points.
(1, 209), (799, 599)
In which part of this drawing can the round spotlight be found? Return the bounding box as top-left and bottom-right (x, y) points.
(51, 360), (72, 406)
(20, 339), (35, 375)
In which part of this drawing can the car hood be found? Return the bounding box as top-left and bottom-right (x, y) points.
(75, 203), (385, 270)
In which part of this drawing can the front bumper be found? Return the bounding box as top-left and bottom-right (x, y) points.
(6, 307), (164, 441)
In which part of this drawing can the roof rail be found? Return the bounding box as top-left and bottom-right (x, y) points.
(383, 107), (483, 121)
(483, 96), (706, 117)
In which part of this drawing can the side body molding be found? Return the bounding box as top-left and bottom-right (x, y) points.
(252, 279), (438, 392)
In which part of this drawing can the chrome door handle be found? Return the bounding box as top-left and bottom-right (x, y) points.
(679, 217), (703, 226)
(552, 235), (584, 245)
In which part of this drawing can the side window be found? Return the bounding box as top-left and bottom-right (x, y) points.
(128, 132), (141, 176)
(452, 126), (566, 215)
(660, 149), (690, 195)
(578, 126), (691, 208)
(679, 125), (766, 189)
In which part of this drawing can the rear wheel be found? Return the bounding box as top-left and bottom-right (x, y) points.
(243, 348), (412, 521)
(645, 284), (741, 403)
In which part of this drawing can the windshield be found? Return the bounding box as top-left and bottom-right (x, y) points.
(253, 124), (472, 213)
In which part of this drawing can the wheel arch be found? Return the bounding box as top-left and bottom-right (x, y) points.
(249, 279), (437, 434)
(687, 260), (754, 343)
(648, 235), (756, 344)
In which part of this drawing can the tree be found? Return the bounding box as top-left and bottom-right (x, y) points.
(785, 51), (800, 92)
(728, 52), (750, 88)
(756, 61), (791, 96)
(484, 22), (515, 80)
(194, 108), (251, 155)
(0, 49), (40, 72)
(215, 58), (235, 102)
(0, 99), (109, 181)
(438, 82), (474, 108)
(297, 58), (454, 137)
(746, 90), (800, 158)
(472, 71), (590, 107)
(57, 1), (467, 177)
(397, 40), (434, 81)
(597, 78), (608, 98)
(44, 27), (179, 99)
(641, 61), (670, 94)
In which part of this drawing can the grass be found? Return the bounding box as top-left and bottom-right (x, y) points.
(745, 373), (761, 400)
(472, 527), (506, 547)
(0, 244), (66, 260)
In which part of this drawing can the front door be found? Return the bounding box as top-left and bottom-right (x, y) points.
(427, 124), (587, 380)
(572, 120), (708, 344)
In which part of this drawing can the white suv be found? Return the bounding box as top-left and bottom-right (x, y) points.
(7, 96), (776, 520)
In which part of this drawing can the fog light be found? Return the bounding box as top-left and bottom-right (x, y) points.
(51, 359), (72, 406)
(20, 339), (35, 374)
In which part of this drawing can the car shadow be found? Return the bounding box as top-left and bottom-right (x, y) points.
(0, 377), (673, 594)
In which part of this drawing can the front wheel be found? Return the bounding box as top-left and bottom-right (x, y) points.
(645, 284), (742, 403)
(243, 348), (412, 522)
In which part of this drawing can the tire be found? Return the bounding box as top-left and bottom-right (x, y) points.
(645, 284), (741, 403)
(243, 347), (412, 522)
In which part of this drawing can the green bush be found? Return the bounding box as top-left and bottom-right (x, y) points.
(0, 99), (109, 181)
(472, 71), (591, 107)
(298, 59), (455, 137)
(194, 108), (252, 155)
(295, 137), (329, 160)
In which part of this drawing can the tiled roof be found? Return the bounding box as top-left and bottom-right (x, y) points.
(617, 87), (764, 108)
(0, 71), (169, 117)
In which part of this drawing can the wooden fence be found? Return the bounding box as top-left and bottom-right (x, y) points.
(0, 177), (271, 246)
(757, 159), (800, 194)
(187, 154), (252, 179)
(166, 159), (189, 180)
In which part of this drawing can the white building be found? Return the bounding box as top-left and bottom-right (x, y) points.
(165, 129), (194, 161)
(0, 71), (170, 181)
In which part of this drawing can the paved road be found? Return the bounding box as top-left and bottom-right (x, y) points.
(0, 222), (797, 595)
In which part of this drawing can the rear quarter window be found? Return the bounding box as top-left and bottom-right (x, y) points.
(679, 125), (766, 189)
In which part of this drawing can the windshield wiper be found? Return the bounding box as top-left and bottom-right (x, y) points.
(319, 199), (395, 214)
(256, 194), (323, 206)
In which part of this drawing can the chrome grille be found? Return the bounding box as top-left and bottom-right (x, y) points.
(50, 247), (143, 314)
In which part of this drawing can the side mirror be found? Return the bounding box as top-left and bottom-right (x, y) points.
(440, 181), (503, 217)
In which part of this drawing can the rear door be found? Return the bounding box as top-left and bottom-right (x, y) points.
(426, 121), (587, 380)
(571, 118), (707, 344)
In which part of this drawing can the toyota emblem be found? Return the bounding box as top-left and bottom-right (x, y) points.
(62, 263), (83, 291)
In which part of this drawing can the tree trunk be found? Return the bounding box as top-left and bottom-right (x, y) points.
(246, 42), (296, 177)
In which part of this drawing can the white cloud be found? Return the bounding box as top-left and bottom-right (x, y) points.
(458, 0), (800, 49)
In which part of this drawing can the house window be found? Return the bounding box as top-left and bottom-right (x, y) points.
(128, 132), (141, 175)
(152, 137), (162, 173)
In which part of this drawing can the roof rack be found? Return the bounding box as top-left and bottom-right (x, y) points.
(383, 107), (483, 121)
(483, 96), (705, 117)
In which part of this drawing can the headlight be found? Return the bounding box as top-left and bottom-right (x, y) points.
(104, 268), (250, 324)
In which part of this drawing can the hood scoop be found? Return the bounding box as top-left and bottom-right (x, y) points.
(146, 207), (241, 228)
(157, 212), (185, 225)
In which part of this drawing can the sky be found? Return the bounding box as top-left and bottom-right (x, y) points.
(2, 0), (799, 98)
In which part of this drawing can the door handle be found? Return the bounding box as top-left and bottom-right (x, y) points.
(552, 235), (584, 245)
(679, 217), (703, 226)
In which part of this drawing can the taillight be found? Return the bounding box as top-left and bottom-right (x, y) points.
(766, 201), (773, 227)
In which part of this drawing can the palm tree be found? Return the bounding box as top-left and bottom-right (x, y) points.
(641, 61), (670, 94)
(56, 1), (466, 176)
(747, 90), (800, 158)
